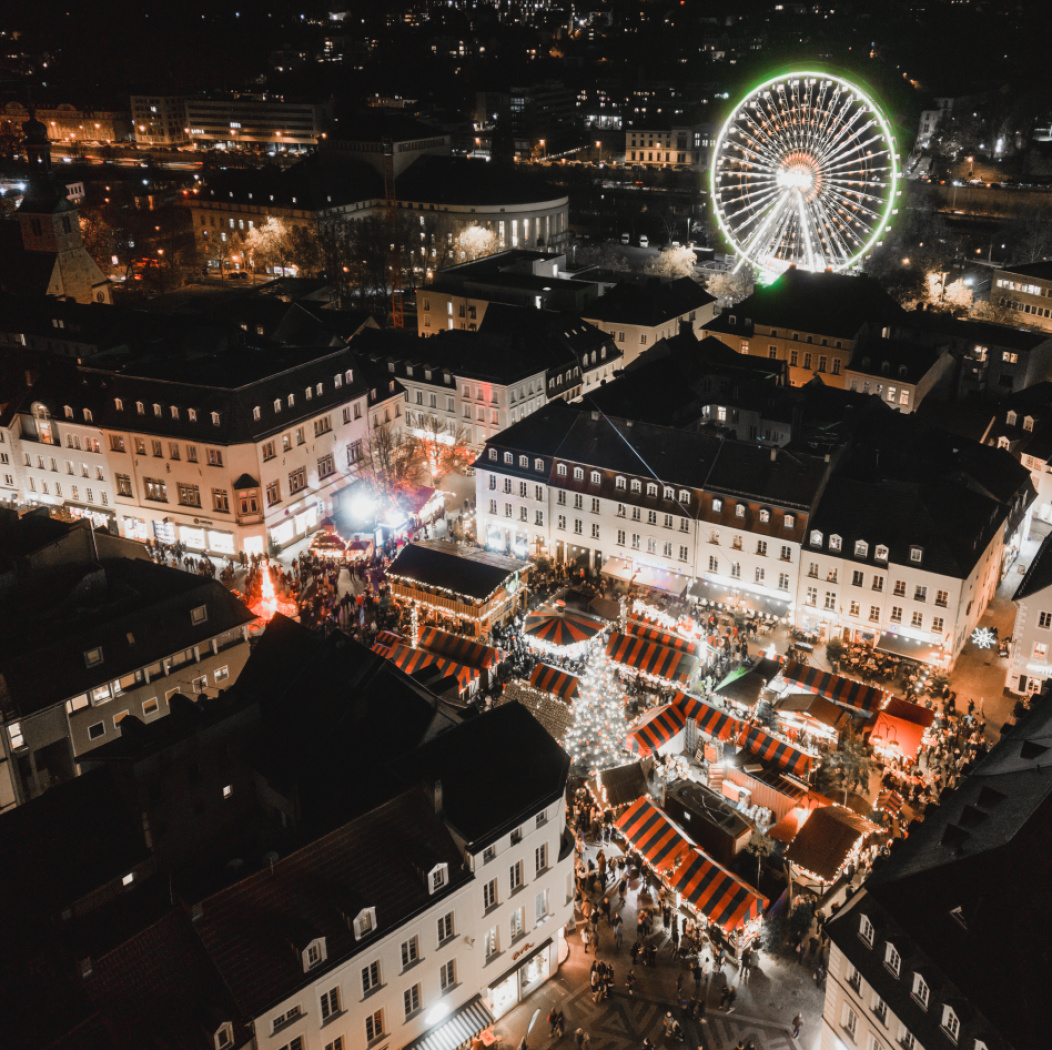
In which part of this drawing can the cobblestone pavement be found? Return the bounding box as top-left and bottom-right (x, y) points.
(495, 837), (822, 1050)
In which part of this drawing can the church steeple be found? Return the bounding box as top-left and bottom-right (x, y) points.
(23, 110), (53, 176)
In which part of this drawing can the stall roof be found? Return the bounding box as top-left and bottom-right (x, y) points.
(687, 577), (791, 617)
(777, 692), (849, 730)
(676, 693), (741, 742)
(625, 617), (699, 655)
(625, 704), (687, 756)
(738, 724), (815, 779)
(868, 698), (936, 760)
(528, 662), (581, 702)
(419, 626), (504, 670)
(875, 631), (948, 666)
(781, 661), (885, 715)
(525, 606), (606, 647)
(606, 631), (697, 684)
(671, 848), (767, 934)
(714, 666), (769, 707)
(594, 761), (651, 809)
(378, 642), (478, 692)
(603, 555), (690, 596)
(615, 796), (692, 874)
(784, 804), (881, 882)
(388, 541), (523, 601)
(497, 682), (574, 743)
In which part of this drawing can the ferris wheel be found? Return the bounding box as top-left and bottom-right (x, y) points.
(711, 72), (899, 276)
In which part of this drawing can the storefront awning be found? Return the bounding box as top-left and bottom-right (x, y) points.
(528, 662), (580, 702)
(671, 848), (767, 935)
(381, 642), (479, 692)
(686, 577), (791, 617)
(625, 617), (700, 655)
(675, 694), (741, 742)
(738, 725), (814, 779)
(606, 631), (697, 685)
(625, 704), (687, 756)
(780, 661), (885, 715)
(602, 556), (690, 596)
(403, 995), (494, 1050)
(875, 631), (947, 666)
(419, 626), (504, 669)
(615, 797), (692, 874)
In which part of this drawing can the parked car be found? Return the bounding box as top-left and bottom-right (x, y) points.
(638, 234), (649, 248)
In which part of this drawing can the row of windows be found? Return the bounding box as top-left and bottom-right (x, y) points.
(811, 531), (923, 565)
(109, 434), (225, 465)
(25, 477), (106, 505)
(23, 454), (105, 481)
(852, 914), (990, 1049)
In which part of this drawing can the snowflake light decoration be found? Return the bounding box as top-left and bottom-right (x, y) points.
(971, 626), (996, 649)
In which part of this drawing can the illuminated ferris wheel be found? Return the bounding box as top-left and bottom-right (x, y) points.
(711, 72), (899, 276)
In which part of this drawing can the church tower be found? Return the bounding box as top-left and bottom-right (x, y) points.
(9, 113), (113, 304)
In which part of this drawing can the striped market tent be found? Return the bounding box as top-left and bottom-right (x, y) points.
(671, 849), (767, 935)
(370, 641), (393, 659)
(524, 606), (606, 648)
(738, 724), (814, 779)
(614, 796), (692, 874)
(625, 618), (699, 655)
(781, 661), (885, 714)
(380, 642), (479, 693)
(375, 630), (404, 649)
(418, 626), (504, 670)
(876, 790), (904, 816)
(625, 704), (687, 757)
(529, 662), (581, 702)
(606, 631), (697, 685)
(674, 693), (741, 742)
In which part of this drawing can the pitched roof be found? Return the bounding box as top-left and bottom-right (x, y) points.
(784, 804), (880, 881)
(0, 559), (254, 716)
(387, 540), (525, 601)
(831, 698), (1052, 1049)
(1014, 529), (1052, 601)
(413, 704), (570, 848)
(719, 267), (905, 339)
(192, 789), (469, 1019)
(582, 276), (715, 327)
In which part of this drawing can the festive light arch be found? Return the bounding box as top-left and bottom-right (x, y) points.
(711, 71), (899, 277)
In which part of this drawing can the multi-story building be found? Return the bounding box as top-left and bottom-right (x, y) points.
(702, 268), (904, 388)
(797, 474), (1005, 669)
(993, 260), (1052, 331)
(475, 399), (831, 594)
(355, 314), (618, 450)
(130, 95), (189, 146)
(843, 337), (954, 414)
(185, 96), (334, 149)
(898, 313), (1052, 398)
(0, 101), (131, 145)
(820, 696), (1052, 1050)
(624, 122), (713, 170)
(0, 530), (253, 809)
(1006, 532), (1052, 695)
(581, 277), (717, 368)
(417, 250), (604, 337)
(17, 346), (401, 556)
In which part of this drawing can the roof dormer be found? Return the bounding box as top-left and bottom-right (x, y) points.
(428, 862), (449, 894)
(301, 936), (327, 972)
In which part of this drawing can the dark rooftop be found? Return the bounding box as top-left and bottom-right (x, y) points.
(784, 804), (880, 881)
(582, 276), (715, 327)
(387, 540), (526, 601)
(414, 703), (570, 848)
(396, 155), (567, 207)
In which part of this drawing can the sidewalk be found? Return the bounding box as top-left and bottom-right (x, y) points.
(494, 833), (821, 1050)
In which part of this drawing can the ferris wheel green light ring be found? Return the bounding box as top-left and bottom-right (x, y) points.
(709, 70), (899, 276)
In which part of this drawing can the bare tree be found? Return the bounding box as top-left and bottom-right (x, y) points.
(705, 268), (754, 308)
(413, 413), (475, 483)
(361, 420), (421, 504)
(646, 245), (698, 279)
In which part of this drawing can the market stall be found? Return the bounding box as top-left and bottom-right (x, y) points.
(524, 606), (607, 656)
(528, 662), (581, 703)
(670, 848), (767, 945)
(418, 626), (505, 678)
(606, 631), (698, 686)
(625, 617), (700, 655)
(676, 694), (742, 743)
(737, 724), (815, 780)
(624, 704), (687, 757)
(373, 641), (479, 696)
(602, 556), (690, 596)
(778, 660), (886, 715)
(783, 804), (882, 886)
(589, 760), (651, 814)
(774, 693), (850, 747)
(866, 697), (936, 762)
(614, 796), (693, 875)
(387, 541), (529, 639)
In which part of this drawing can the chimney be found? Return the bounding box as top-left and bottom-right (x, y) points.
(770, 447), (777, 462)
(434, 779), (443, 815)
(591, 410), (599, 421)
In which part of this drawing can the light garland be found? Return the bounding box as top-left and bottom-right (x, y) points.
(562, 652), (634, 775)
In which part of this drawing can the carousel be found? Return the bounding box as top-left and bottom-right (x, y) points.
(524, 603), (607, 658)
